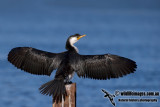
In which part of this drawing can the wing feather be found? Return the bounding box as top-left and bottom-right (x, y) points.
(8, 47), (65, 76)
(73, 54), (137, 80)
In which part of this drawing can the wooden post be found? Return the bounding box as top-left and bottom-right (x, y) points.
(53, 83), (76, 107)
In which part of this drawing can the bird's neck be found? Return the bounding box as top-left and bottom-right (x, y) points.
(65, 41), (79, 53)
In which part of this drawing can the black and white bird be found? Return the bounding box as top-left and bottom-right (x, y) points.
(8, 34), (137, 103)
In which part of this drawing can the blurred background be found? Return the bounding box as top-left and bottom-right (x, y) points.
(0, 0), (160, 107)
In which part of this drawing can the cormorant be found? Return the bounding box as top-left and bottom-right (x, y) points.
(8, 34), (137, 103)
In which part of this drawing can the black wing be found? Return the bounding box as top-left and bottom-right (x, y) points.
(8, 47), (65, 76)
(73, 54), (137, 80)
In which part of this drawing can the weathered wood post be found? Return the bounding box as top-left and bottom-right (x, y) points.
(53, 83), (76, 107)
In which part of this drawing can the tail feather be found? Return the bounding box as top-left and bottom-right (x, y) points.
(39, 79), (66, 103)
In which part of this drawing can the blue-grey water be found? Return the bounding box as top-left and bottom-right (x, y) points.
(0, 0), (160, 107)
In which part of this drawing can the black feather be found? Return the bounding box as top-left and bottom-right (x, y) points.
(8, 47), (65, 76)
(72, 54), (137, 80)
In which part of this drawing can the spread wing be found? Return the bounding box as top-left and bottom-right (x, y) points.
(73, 54), (137, 80)
(8, 47), (65, 76)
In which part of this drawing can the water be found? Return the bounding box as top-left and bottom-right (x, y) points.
(0, 0), (160, 107)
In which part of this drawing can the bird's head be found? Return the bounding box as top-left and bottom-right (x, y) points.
(68, 34), (86, 45)
(66, 34), (86, 52)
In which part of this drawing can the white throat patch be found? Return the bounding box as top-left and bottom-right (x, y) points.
(69, 37), (79, 52)
(69, 37), (78, 45)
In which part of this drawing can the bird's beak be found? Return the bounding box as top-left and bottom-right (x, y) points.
(77, 35), (86, 40)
